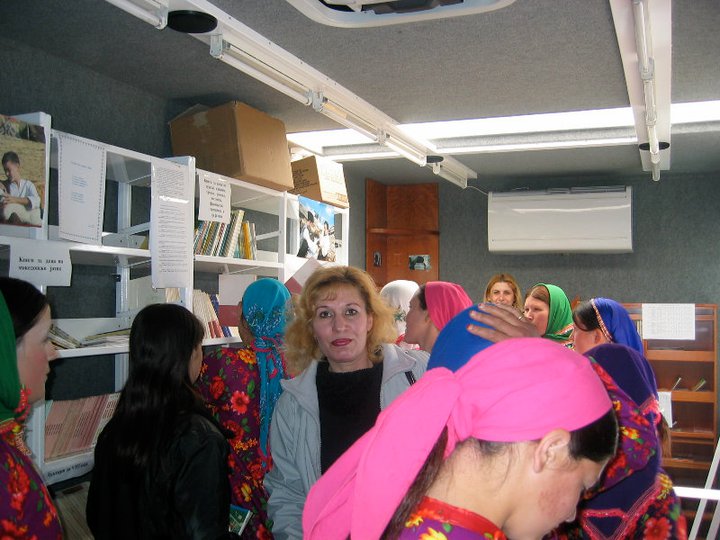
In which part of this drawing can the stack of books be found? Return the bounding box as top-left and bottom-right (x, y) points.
(193, 209), (257, 259)
(44, 393), (121, 460)
(192, 290), (239, 339)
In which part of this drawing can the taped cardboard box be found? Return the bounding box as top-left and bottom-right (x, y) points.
(169, 101), (294, 192)
(290, 156), (349, 208)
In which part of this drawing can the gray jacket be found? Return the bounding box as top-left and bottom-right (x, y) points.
(264, 343), (429, 540)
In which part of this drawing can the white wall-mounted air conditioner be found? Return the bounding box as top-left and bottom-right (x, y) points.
(487, 186), (633, 254)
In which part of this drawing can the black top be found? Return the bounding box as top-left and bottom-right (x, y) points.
(86, 413), (236, 539)
(317, 361), (383, 473)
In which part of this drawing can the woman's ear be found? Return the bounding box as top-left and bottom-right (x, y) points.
(533, 429), (572, 473)
(593, 328), (607, 345)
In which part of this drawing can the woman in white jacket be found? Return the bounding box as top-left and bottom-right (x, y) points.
(265, 266), (428, 539)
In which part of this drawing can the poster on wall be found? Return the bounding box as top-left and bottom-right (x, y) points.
(0, 113), (47, 229)
(296, 195), (336, 262)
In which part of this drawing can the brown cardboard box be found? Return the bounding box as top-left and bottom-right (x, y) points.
(169, 101), (294, 192)
(290, 155), (349, 208)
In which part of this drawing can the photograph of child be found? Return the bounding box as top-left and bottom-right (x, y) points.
(0, 114), (47, 228)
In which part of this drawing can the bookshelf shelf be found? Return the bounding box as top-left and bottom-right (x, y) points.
(56, 344), (128, 359)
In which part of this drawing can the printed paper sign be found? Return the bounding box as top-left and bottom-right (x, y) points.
(198, 172), (230, 223)
(10, 241), (72, 286)
(641, 303), (695, 340)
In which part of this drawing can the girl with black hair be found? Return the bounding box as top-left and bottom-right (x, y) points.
(86, 303), (236, 539)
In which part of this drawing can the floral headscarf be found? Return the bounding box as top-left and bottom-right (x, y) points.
(242, 278), (291, 454)
(553, 343), (686, 539)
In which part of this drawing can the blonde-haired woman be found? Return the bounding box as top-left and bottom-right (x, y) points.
(484, 272), (522, 311)
(265, 266), (429, 539)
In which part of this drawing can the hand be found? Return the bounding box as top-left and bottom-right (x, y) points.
(466, 303), (541, 342)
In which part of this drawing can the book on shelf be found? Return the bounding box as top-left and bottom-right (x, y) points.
(48, 325), (130, 349)
(193, 208), (245, 258)
(44, 393), (121, 460)
(191, 289), (240, 340)
(49, 324), (83, 349)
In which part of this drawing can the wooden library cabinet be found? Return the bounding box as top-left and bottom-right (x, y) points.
(365, 178), (439, 288)
(624, 303), (718, 533)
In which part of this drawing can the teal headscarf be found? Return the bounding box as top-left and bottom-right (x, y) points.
(242, 278), (291, 455)
(535, 283), (574, 343)
(0, 291), (21, 424)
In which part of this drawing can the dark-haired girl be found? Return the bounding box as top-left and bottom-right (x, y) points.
(86, 303), (236, 539)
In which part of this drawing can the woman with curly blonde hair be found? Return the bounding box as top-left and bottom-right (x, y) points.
(265, 266), (429, 539)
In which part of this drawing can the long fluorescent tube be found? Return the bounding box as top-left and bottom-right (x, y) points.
(314, 97), (380, 142)
(382, 133), (427, 166)
(105, 0), (167, 28)
(211, 38), (312, 105)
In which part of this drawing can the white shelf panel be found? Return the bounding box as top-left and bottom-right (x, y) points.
(67, 243), (150, 266)
(194, 254), (282, 276)
(203, 336), (244, 347)
(56, 344), (128, 358)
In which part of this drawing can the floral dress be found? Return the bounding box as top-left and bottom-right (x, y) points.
(400, 497), (507, 540)
(196, 345), (273, 540)
(0, 420), (63, 539)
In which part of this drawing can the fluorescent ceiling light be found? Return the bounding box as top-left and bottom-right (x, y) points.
(672, 100), (720, 123)
(439, 136), (638, 154)
(288, 101), (716, 159)
(399, 108), (636, 139)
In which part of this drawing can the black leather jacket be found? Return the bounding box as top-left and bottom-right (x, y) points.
(87, 413), (237, 539)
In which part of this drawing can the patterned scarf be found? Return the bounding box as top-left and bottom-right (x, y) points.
(554, 343), (685, 539)
(242, 278), (291, 455)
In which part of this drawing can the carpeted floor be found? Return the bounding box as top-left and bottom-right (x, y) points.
(54, 481), (92, 540)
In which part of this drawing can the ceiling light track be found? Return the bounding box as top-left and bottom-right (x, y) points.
(102, 0), (476, 187)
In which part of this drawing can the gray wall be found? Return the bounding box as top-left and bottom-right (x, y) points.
(345, 170), (720, 308)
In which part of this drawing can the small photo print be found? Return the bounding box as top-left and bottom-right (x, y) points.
(0, 113), (47, 228)
(409, 254), (430, 271)
(296, 195), (336, 262)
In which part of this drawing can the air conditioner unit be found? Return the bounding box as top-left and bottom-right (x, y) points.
(487, 186), (633, 254)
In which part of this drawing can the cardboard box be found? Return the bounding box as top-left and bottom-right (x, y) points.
(290, 155), (349, 208)
(169, 101), (294, 192)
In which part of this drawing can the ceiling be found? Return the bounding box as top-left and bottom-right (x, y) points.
(3, 0), (719, 187)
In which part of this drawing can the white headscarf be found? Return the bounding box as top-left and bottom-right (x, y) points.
(379, 280), (420, 338)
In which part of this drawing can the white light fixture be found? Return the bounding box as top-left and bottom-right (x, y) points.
(381, 131), (427, 166)
(610, 0), (671, 182)
(211, 37), (312, 105)
(311, 94), (380, 142)
(431, 162), (471, 189)
(105, 0), (167, 28)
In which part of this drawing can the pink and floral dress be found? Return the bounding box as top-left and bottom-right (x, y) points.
(1, 420), (63, 539)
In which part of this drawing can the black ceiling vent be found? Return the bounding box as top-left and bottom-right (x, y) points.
(320, 0), (462, 14)
(284, 0), (516, 27)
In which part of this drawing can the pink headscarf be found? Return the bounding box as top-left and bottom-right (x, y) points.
(425, 281), (473, 330)
(303, 338), (612, 540)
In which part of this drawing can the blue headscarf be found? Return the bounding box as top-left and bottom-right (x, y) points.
(591, 297), (645, 355)
(242, 279), (291, 454)
(427, 305), (494, 371)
